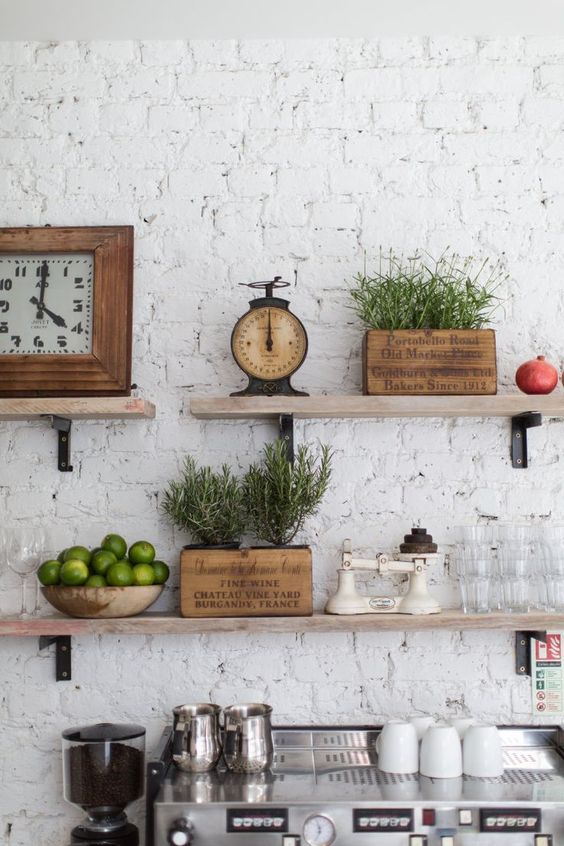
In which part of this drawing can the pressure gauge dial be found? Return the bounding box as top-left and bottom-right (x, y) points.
(303, 814), (336, 846)
(230, 276), (308, 397)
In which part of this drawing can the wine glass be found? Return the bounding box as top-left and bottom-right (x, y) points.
(3, 527), (46, 617)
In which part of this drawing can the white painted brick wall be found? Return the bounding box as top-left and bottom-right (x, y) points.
(1, 36), (564, 845)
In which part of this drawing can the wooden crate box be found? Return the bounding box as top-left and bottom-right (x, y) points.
(180, 546), (313, 618)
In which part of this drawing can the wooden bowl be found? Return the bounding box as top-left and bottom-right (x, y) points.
(42, 585), (163, 618)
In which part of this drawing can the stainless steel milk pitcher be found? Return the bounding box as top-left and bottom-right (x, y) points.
(172, 704), (222, 772)
(222, 703), (273, 773)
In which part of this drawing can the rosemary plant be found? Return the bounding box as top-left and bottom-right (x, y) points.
(350, 250), (506, 330)
(243, 440), (332, 546)
(161, 457), (246, 546)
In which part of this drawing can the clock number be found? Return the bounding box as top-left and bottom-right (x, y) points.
(57, 335), (67, 348)
(14, 266), (26, 277)
(10, 335), (21, 348)
(71, 322), (83, 334)
(74, 277), (84, 289)
(0, 278), (13, 291)
(0, 301), (8, 313)
(73, 300), (83, 313)
(0, 322), (8, 333)
(33, 335), (44, 348)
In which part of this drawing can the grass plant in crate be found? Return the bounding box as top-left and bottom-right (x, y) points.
(351, 250), (505, 396)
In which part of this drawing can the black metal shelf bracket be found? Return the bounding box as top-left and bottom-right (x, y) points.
(511, 412), (542, 468)
(52, 416), (73, 472)
(515, 630), (547, 675)
(279, 413), (295, 463)
(39, 635), (72, 681)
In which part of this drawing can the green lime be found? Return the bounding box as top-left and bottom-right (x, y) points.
(102, 533), (128, 560)
(60, 559), (90, 586)
(128, 540), (155, 565)
(132, 563), (155, 586)
(90, 546), (103, 558)
(85, 574), (107, 587)
(57, 549), (67, 563)
(152, 561), (170, 585)
(37, 560), (61, 586)
(64, 546), (92, 565)
(106, 561), (134, 587)
(91, 549), (118, 576)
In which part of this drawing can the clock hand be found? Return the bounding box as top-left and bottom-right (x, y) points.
(36, 261), (49, 318)
(266, 309), (273, 352)
(29, 296), (67, 328)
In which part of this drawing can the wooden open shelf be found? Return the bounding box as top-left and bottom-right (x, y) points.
(0, 396), (155, 420)
(190, 394), (564, 420)
(2, 610), (564, 636)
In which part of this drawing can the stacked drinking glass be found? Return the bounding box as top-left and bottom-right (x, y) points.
(455, 524), (564, 613)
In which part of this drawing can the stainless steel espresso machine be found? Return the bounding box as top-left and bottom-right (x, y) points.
(147, 725), (564, 846)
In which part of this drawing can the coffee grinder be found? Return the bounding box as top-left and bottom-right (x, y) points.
(62, 723), (145, 846)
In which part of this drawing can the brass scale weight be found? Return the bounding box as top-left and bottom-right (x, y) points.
(230, 277), (309, 396)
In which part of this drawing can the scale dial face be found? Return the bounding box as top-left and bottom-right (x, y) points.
(303, 814), (336, 846)
(231, 306), (307, 381)
(0, 253), (93, 354)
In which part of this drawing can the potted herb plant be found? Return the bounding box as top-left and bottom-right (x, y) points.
(243, 439), (332, 546)
(161, 456), (245, 547)
(350, 250), (505, 396)
(163, 443), (331, 619)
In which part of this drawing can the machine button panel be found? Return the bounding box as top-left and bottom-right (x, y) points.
(227, 809), (288, 833)
(459, 810), (473, 826)
(479, 808), (541, 833)
(353, 809), (414, 832)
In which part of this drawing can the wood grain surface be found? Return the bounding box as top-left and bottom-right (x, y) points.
(0, 396), (155, 419)
(1, 610), (563, 636)
(181, 546), (313, 617)
(363, 329), (497, 395)
(190, 394), (564, 419)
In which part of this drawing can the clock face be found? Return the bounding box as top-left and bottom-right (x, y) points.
(0, 253), (93, 354)
(231, 306), (307, 381)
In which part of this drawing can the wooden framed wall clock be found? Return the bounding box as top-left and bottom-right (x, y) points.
(0, 226), (133, 396)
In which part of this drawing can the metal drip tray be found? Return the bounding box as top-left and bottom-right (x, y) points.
(162, 725), (564, 805)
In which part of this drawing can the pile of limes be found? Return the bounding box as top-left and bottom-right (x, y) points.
(37, 534), (170, 588)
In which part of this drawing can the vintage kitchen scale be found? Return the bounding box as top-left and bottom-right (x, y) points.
(230, 277), (308, 396)
(325, 528), (442, 616)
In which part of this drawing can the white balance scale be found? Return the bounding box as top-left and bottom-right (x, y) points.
(325, 528), (442, 616)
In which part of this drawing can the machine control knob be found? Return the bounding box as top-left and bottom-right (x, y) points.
(168, 818), (193, 846)
(535, 837), (553, 846)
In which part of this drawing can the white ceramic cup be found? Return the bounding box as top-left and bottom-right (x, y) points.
(463, 724), (504, 778)
(420, 774), (463, 801)
(420, 724), (462, 778)
(449, 717), (475, 739)
(377, 720), (419, 774)
(408, 715), (435, 741)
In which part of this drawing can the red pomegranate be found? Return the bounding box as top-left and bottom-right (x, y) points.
(515, 355), (558, 394)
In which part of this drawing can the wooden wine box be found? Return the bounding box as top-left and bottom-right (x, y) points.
(180, 546), (313, 618)
(363, 329), (497, 396)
